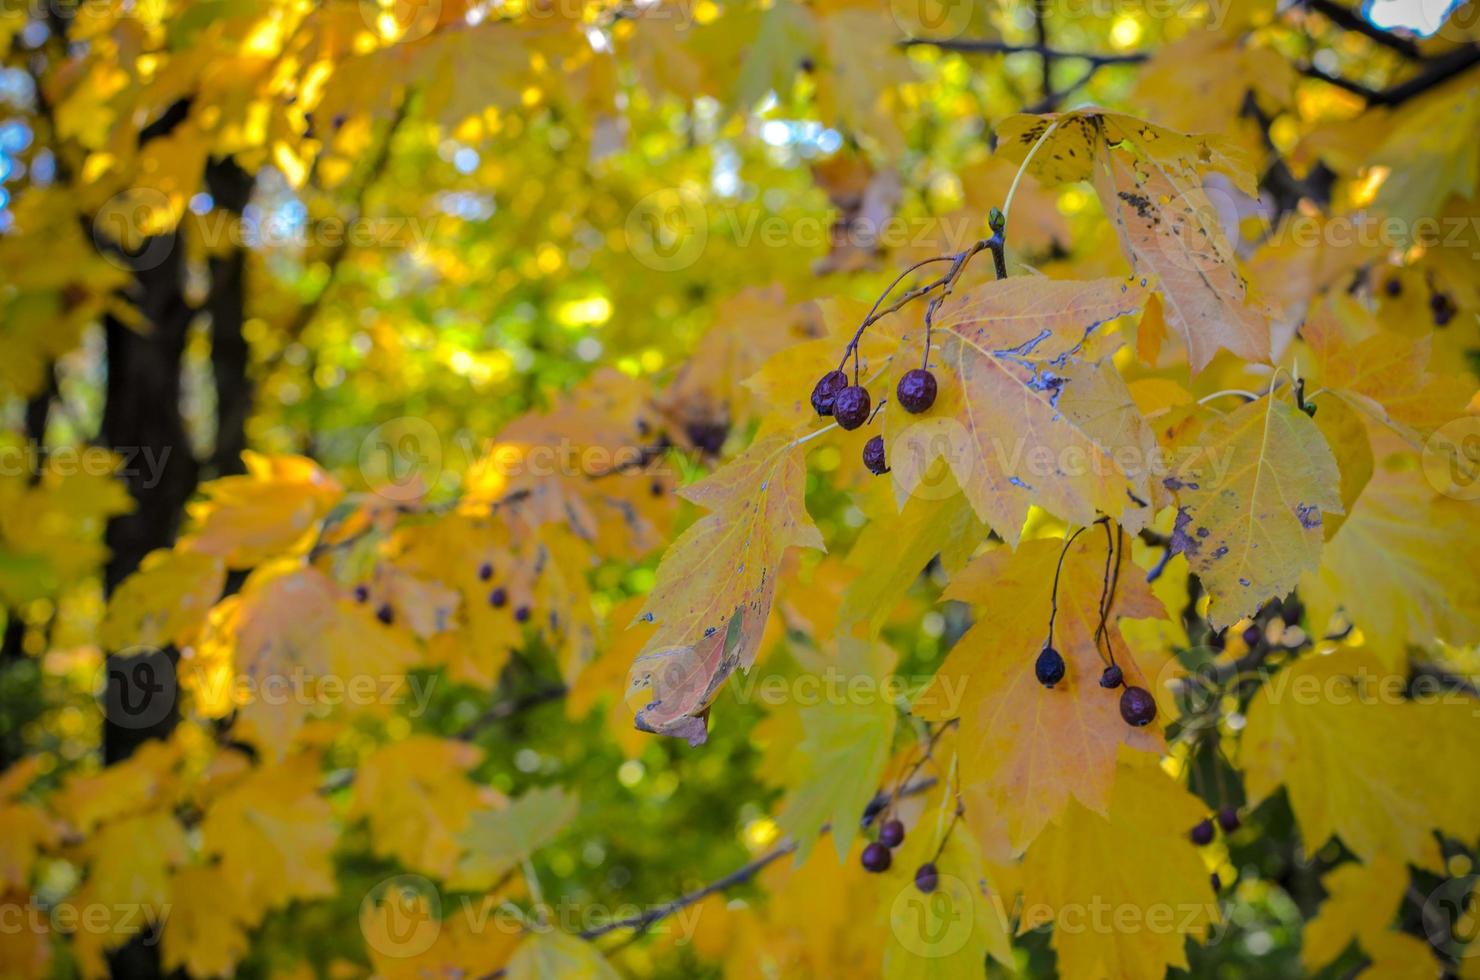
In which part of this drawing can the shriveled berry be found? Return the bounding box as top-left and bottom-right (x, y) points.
(896, 368), (938, 414)
(914, 862), (939, 894)
(863, 436), (888, 475)
(1036, 645), (1066, 688)
(478, 561), (493, 582)
(1216, 807), (1241, 833)
(1190, 819), (1214, 846)
(1242, 623), (1262, 648)
(488, 587), (508, 608)
(879, 819), (905, 848)
(514, 605), (531, 623)
(376, 603), (394, 625)
(833, 385), (871, 430)
(1099, 664), (1124, 689)
(1120, 685), (1157, 727)
(861, 841), (892, 873)
(810, 370), (848, 417)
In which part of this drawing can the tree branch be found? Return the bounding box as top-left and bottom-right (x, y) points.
(1302, 0), (1421, 58)
(900, 37), (1148, 68)
(1302, 42), (1480, 106)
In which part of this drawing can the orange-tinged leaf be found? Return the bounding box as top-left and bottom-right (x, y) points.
(884, 275), (1156, 546)
(998, 111), (1270, 371)
(1019, 755), (1218, 978)
(1168, 395), (1342, 628)
(182, 453), (343, 568)
(626, 430), (824, 743)
(915, 533), (1166, 854)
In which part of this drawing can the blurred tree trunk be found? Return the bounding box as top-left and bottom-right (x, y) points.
(205, 157), (255, 478)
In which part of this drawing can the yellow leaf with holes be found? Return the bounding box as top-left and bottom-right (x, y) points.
(1167, 395), (1342, 628)
(1242, 649), (1480, 871)
(1019, 755), (1218, 978)
(626, 430), (823, 744)
(915, 533), (1167, 855)
(883, 275), (1156, 547)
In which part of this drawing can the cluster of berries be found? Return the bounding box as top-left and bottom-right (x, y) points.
(859, 819), (938, 893)
(810, 366), (939, 474)
(1034, 645), (1157, 727)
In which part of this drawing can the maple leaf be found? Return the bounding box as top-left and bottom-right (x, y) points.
(1301, 438), (1480, 662)
(452, 785), (578, 890)
(1019, 755), (1219, 978)
(915, 532), (1166, 855)
(101, 548), (226, 652)
(1302, 855), (1408, 973)
(350, 736), (490, 878)
(883, 275), (1156, 547)
(626, 430), (824, 744)
(162, 865), (252, 978)
(200, 754), (339, 926)
(0, 801), (59, 890)
(1167, 394), (1343, 628)
(777, 640), (897, 861)
(1241, 649), (1480, 871)
(181, 453), (344, 568)
(997, 111), (1269, 372)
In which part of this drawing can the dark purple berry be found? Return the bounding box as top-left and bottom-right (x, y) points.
(1120, 685), (1157, 727)
(650, 479), (663, 497)
(1242, 623), (1262, 648)
(1190, 819), (1214, 846)
(1035, 645), (1065, 688)
(1384, 277), (1402, 297)
(863, 436), (887, 475)
(1211, 872), (1222, 892)
(376, 603), (394, 626)
(896, 368), (938, 414)
(1216, 807), (1241, 833)
(1099, 664), (1124, 689)
(914, 862), (939, 893)
(478, 562), (493, 582)
(861, 841), (892, 873)
(685, 421), (728, 456)
(1281, 600), (1302, 626)
(810, 370), (848, 417)
(878, 819), (905, 848)
(514, 605), (531, 623)
(833, 386), (871, 430)
(488, 587), (508, 608)
(353, 584), (370, 604)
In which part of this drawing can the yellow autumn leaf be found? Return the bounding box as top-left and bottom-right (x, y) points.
(1019, 754), (1218, 978)
(1168, 394), (1342, 628)
(915, 533), (1167, 855)
(1302, 855), (1408, 972)
(883, 275), (1156, 546)
(350, 736), (489, 878)
(626, 429), (824, 744)
(101, 548), (226, 652)
(998, 110), (1269, 371)
(162, 864), (252, 978)
(182, 452), (343, 568)
(505, 930), (620, 980)
(1242, 648), (1480, 871)
(452, 785), (578, 890)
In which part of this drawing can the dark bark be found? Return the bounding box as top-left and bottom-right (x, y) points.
(204, 157), (255, 478)
(100, 232), (198, 764)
